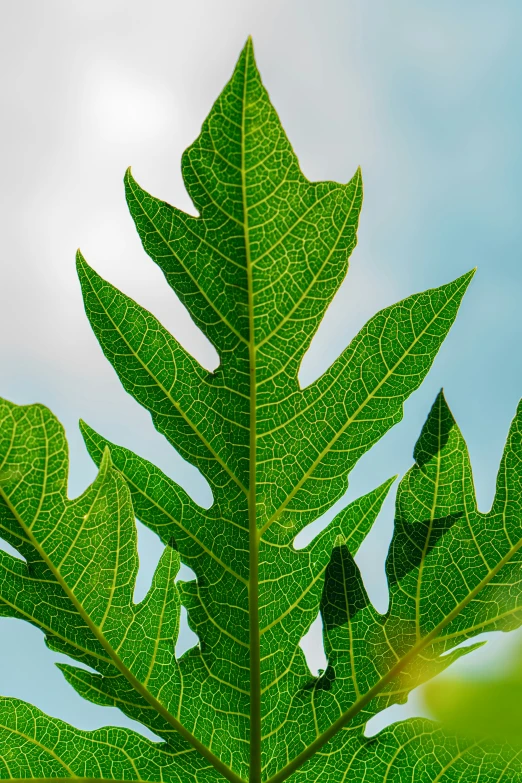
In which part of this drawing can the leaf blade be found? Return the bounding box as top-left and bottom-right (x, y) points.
(4, 37), (513, 783)
(0, 696), (218, 783)
(0, 398), (246, 783)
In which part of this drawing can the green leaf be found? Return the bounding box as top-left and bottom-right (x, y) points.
(278, 718), (522, 783)
(275, 391), (522, 782)
(4, 36), (520, 783)
(0, 696), (217, 783)
(0, 398), (237, 782)
(424, 665), (522, 747)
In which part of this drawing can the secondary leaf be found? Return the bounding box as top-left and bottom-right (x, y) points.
(277, 719), (522, 783)
(2, 36), (519, 783)
(275, 391), (522, 782)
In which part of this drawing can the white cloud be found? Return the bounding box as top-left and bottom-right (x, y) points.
(82, 60), (176, 144)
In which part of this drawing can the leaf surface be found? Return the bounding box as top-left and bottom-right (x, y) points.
(0, 398), (237, 783)
(2, 37), (518, 783)
(75, 37), (471, 778)
(271, 392), (522, 782)
(0, 697), (218, 783)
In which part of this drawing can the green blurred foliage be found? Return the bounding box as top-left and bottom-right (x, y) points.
(424, 640), (522, 746)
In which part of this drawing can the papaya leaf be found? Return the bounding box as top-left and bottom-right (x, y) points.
(274, 391), (522, 782)
(2, 36), (520, 783)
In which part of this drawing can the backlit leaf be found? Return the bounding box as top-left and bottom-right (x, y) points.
(2, 38), (519, 783)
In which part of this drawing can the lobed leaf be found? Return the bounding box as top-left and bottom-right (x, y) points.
(0, 696), (218, 783)
(1, 36), (518, 783)
(271, 392), (522, 781)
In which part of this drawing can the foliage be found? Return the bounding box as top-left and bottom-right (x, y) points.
(1, 38), (522, 783)
(424, 637), (522, 747)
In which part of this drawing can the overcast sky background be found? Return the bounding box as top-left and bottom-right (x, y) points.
(1, 0), (522, 740)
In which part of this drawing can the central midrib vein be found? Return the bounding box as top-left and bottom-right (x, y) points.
(241, 41), (262, 783)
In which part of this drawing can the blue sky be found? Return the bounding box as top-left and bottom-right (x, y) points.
(0, 0), (521, 738)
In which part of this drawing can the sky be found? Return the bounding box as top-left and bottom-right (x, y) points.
(1, 0), (522, 740)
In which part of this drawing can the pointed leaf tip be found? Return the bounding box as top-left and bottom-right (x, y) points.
(434, 387), (453, 415)
(334, 533), (346, 549)
(124, 166), (141, 195)
(79, 418), (95, 444)
(100, 445), (113, 473)
(75, 248), (88, 272)
(413, 389), (457, 466)
(462, 267), (476, 284)
(349, 165), (363, 190)
(236, 34), (258, 73)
